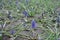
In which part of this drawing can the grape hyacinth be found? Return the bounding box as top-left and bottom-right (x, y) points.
(10, 30), (15, 35)
(15, 0), (20, 11)
(56, 17), (60, 23)
(16, 0), (18, 6)
(58, 12), (60, 16)
(23, 10), (28, 17)
(31, 19), (36, 28)
(25, 0), (28, 5)
(58, 38), (60, 40)
(56, 12), (60, 23)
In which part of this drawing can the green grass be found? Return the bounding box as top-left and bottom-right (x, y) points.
(0, 0), (60, 40)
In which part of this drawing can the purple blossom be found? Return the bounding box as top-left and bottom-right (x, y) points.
(15, 0), (18, 7)
(56, 17), (60, 23)
(58, 12), (60, 16)
(23, 10), (28, 17)
(31, 19), (36, 28)
(10, 30), (15, 35)
(15, 0), (20, 10)
(16, 0), (18, 5)
(58, 38), (60, 40)
(25, 0), (28, 3)
(25, 0), (28, 5)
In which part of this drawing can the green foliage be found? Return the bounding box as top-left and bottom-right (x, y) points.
(0, 0), (60, 40)
(0, 34), (2, 40)
(0, 36), (2, 40)
(28, 11), (35, 17)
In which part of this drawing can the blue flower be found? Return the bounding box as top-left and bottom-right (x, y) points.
(25, 0), (28, 3)
(23, 10), (28, 17)
(25, 0), (28, 5)
(56, 17), (60, 23)
(58, 12), (60, 16)
(10, 30), (15, 35)
(58, 38), (60, 40)
(31, 19), (36, 28)
(15, 0), (18, 6)
(15, 0), (20, 10)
